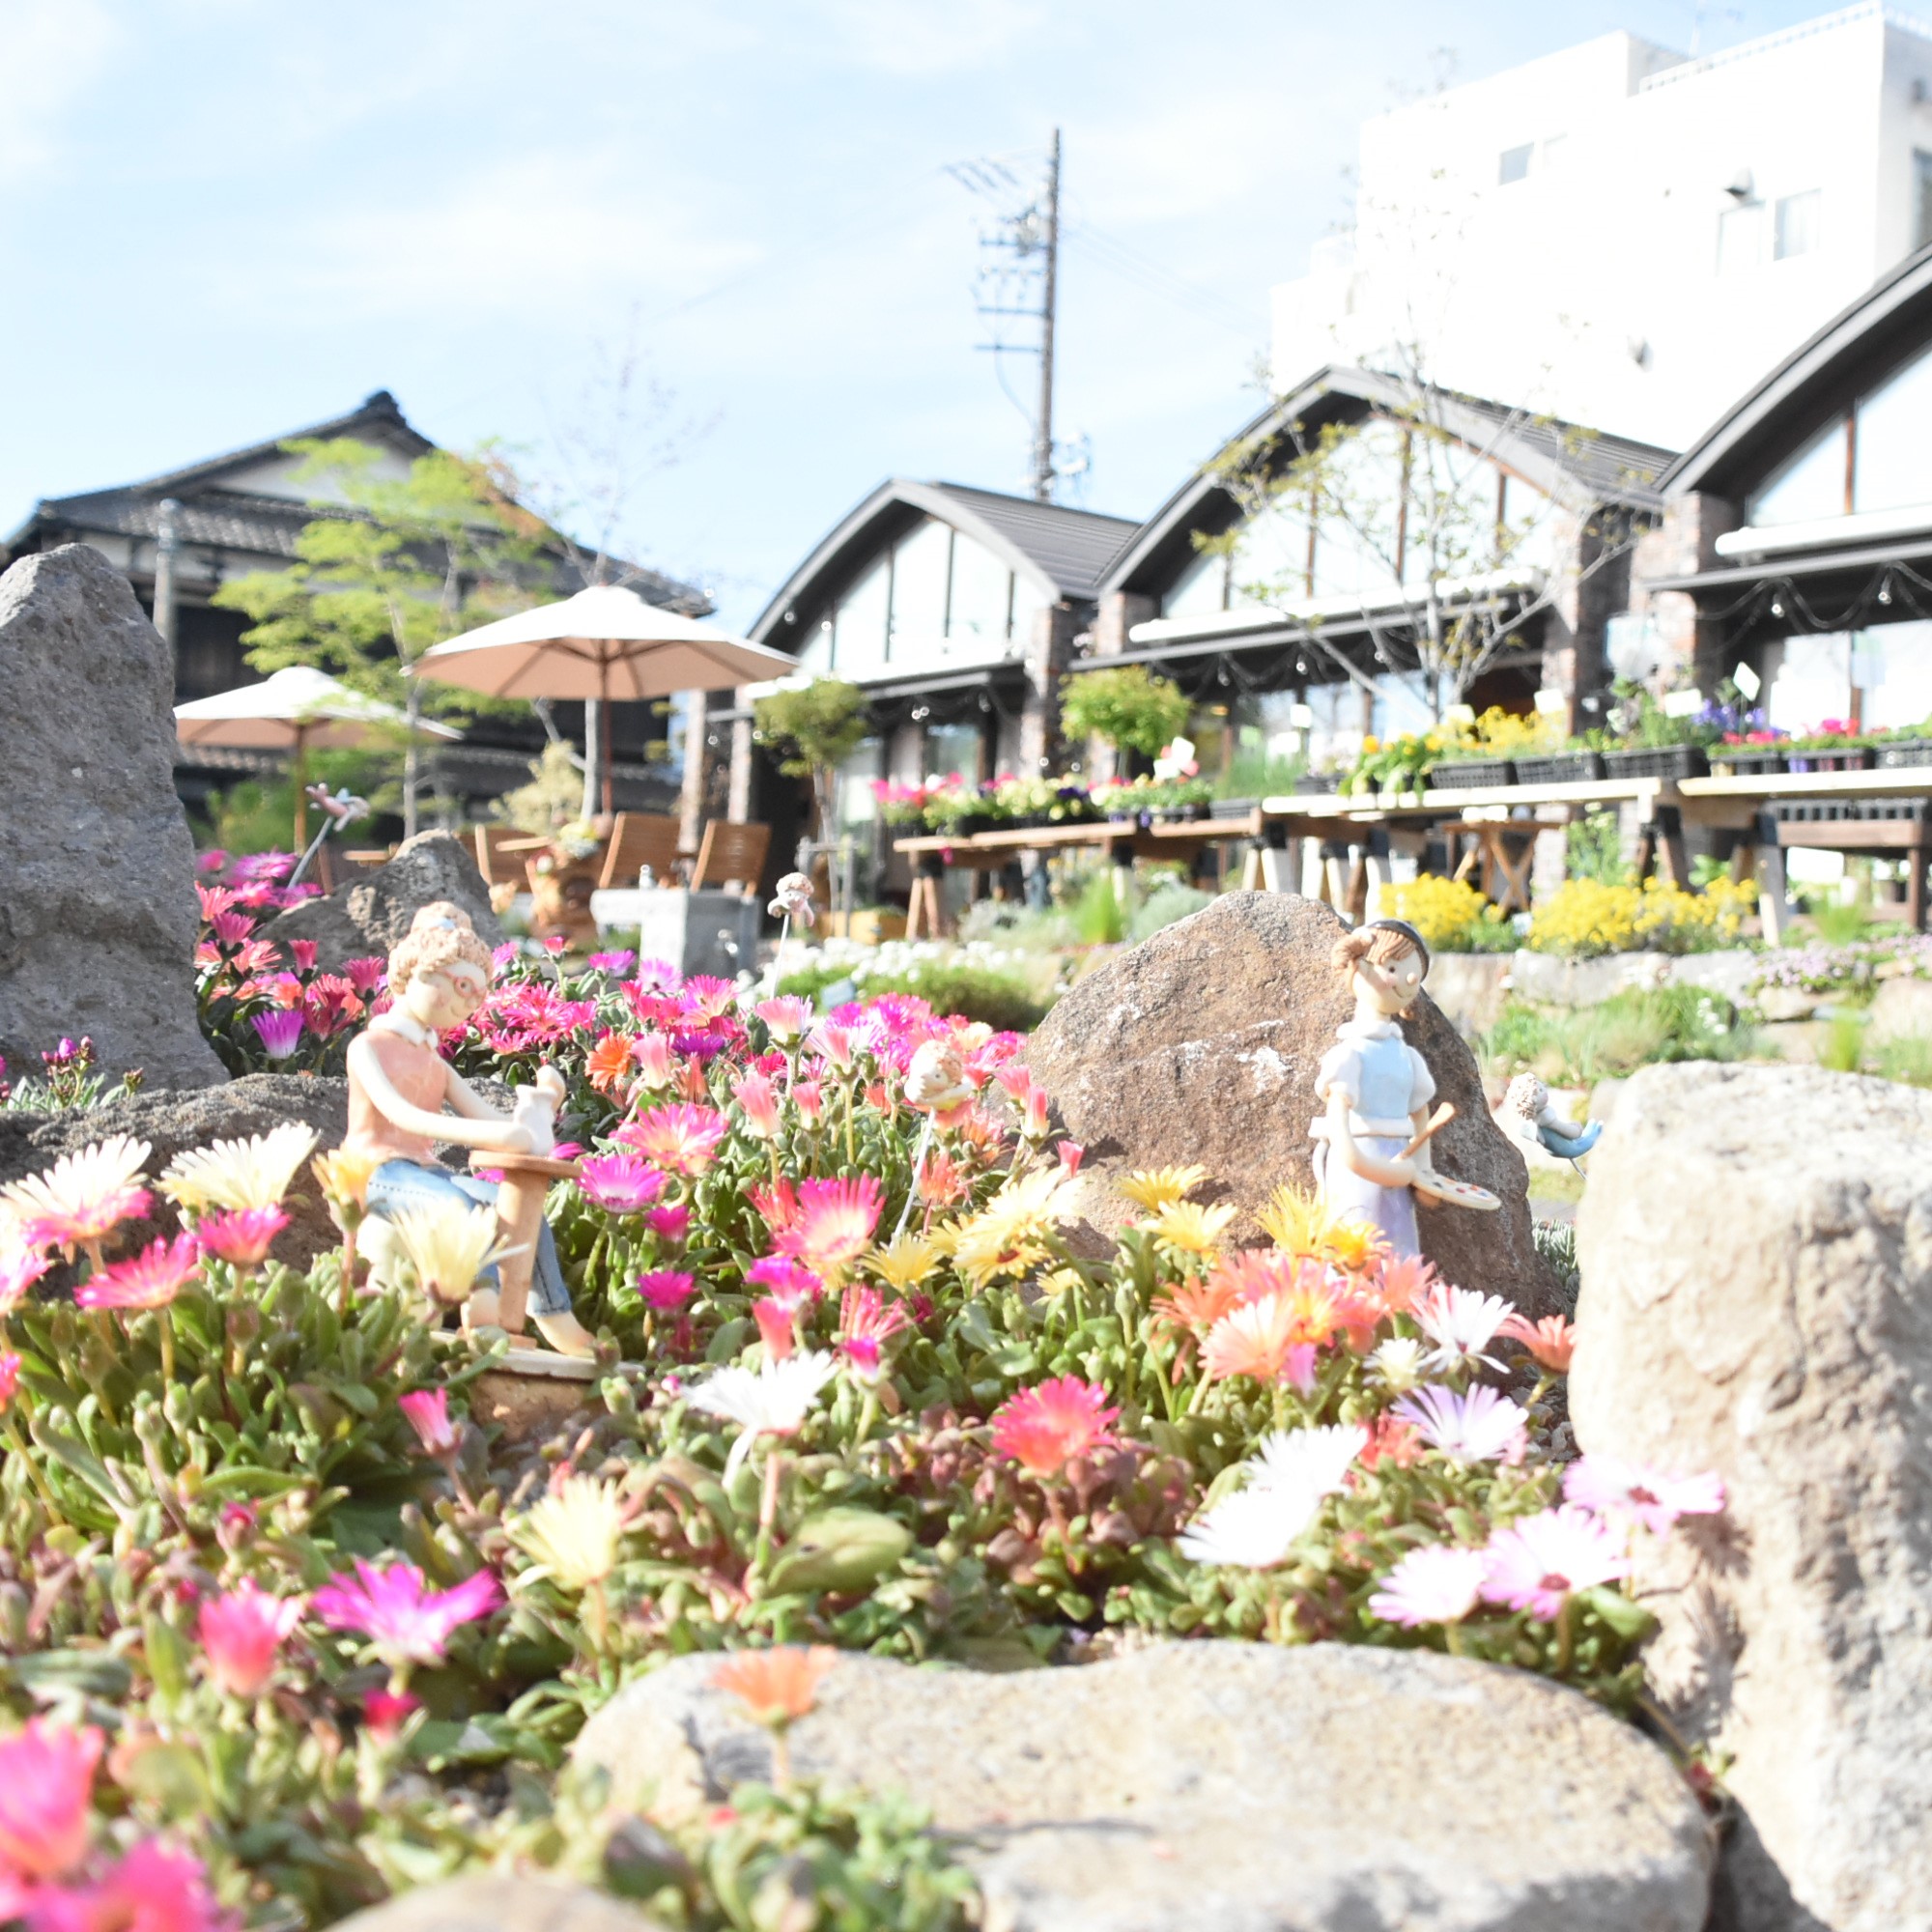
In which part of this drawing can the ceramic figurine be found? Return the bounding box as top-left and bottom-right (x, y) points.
(1311, 919), (1498, 1258)
(343, 902), (596, 1357)
(1500, 1072), (1604, 1163)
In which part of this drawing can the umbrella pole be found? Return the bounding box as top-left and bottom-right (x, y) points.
(292, 725), (308, 853)
(600, 659), (614, 817)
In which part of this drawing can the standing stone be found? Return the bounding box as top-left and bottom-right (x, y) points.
(1571, 1061), (1932, 1932)
(0, 545), (222, 1090)
(574, 1642), (1712, 1932)
(1023, 893), (1550, 1312)
(263, 830), (502, 973)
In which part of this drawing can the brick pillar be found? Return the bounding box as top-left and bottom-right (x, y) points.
(1630, 492), (1741, 696)
(1019, 601), (1084, 773)
(1540, 507), (1636, 735)
(725, 692), (755, 821)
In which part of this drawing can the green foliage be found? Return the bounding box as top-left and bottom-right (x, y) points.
(1564, 812), (1629, 886)
(1217, 745), (1307, 801)
(1126, 883), (1212, 945)
(753, 680), (870, 836)
(1478, 987), (1755, 1088)
(1059, 666), (1190, 759)
(493, 741), (588, 835)
(1074, 870), (1126, 945)
(777, 956), (1052, 1034)
(200, 748), (393, 858)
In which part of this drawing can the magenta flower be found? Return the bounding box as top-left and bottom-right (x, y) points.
(1562, 1456), (1726, 1538)
(342, 955), (387, 996)
(618, 1103), (727, 1177)
(577, 1152), (668, 1214)
(837, 1285), (907, 1380)
(75, 1234), (200, 1312)
(311, 1559), (502, 1667)
(810, 1023), (856, 1071)
(399, 1388), (458, 1456)
(362, 1689), (421, 1738)
(753, 1298), (796, 1360)
(587, 951), (637, 974)
(196, 1581), (304, 1698)
(0, 1354), (19, 1413)
(250, 1009), (305, 1061)
(636, 1270), (696, 1312)
(1480, 1506), (1631, 1621)
(45, 1838), (227, 1932)
(289, 940), (319, 975)
(209, 909), (256, 951)
(991, 1376), (1120, 1478)
(0, 1719), (102, 1876)
(771, 1176), (882, 1276)
(0, 1246), (51, 1317)
(746, 1255), (821, 1311)
(1367, 1544), (1491, 1627)
(730, 1071), (781, 1139)
(645, 1203), (691, 1244)
(1393, 1383), (1529, 1464)
(194, 1206), (290, 1267)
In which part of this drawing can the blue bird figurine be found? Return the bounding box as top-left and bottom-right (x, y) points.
(1501, 1073), (1602, 1165)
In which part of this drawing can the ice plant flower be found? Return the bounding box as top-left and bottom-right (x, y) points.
(949, 1167), (1074, 1290)
(1500, 1312), (1579, 1374)
(1369, 1336), (1428, 1391)
(0, 1718), (103, 1876)
(1056, 1140), (1085, 1177)
(196, 1581), (304, 1698)
(1480, 1505), (1631, 1620)
(730, 1071), (782, 1139)
(587, 950), (637, 974)
(193, 1205), (290, 1267)
(1116, 1165), (1208, 1216)
(1394, 1383), (1529, 1464)
(75, 1234), (200, 1311)
(342, 956), (387, 995)
(1178, 1425), (1366, 1569)
(1149, 1200), (1236, 1260)
(1411, 1283), (1517, 1377)
(1563, 1457), (1726, 1538)
(836, 1285), (908, 1379)
(250, 1009), (305, 1060)
(510, 1475), (629, 1591)
(636, 1269), (696, 1312)
(753, 1298), (797, 1360)
(311, 1559), (503, 1668)
(867, 1233), (938, 1293)
(362, 1690), (421, 1738)
(160, 1122), (318, 1213)
(713, 1644), (835, 1725)
(577, 1152), (668, 1214)
(746, 1256), (820, 1311)
(618, 1102), (728, 1176)
(0, 1354), (18, 1413)
(312, 1147), (379, 1218)
(46, 1838), (226, 1932)
(686, 1351), (838, 1478)
(771, 1176), (883, 1277)
(791, 1079), (826, 1122)
(630, 1033), (677, 1090)
(398, 1388), (458, 1457)
(990, 1376), (1120, 1478)
(0, 1137), (152, 1250)
(754, 996), (814, 1042)
(1202, 1292), (1326, 1385)
(389, 1204), (509, 1305)
(1368, 1544), (1491, 1627)
(645, 1203), (691, 1243)
(0, 1244), (52, 1317)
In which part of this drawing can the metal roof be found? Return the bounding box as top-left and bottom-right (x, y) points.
(923, 484), (1139, 601)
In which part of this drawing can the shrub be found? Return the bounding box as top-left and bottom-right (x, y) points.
(1059, 667), (1191, 760)
(1376, 876), (1514, 952)
(1478, 986), (1754, 1087)
(1527, 878), (1755, 958)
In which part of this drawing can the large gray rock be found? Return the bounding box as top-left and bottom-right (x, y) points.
(263, 831), (500, 973)
(1572, 1061), (1932, 1932)
(0, 546), (222, 1089)
(574, 1643), (1710, 1932)
(1024, 894), (1551, 1313)
(1862, 971), (1932, 1043)
(330, 1878), (664, 1932)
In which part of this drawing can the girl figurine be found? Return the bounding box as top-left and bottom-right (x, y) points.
(1311, 918), (1492, 1258)
(343, 903), (595, 1357)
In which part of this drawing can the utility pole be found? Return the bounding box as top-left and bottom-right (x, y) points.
(1032, 128), (1061, 502)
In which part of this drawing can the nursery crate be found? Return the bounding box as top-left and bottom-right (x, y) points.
(1771, 797), (1932, 827)
(1209, 797), (1259, 820)
(1709, 749), (1790, 777)
(1602, 745), (1709, 781)
(1876, 738), (1932, 769)
(1297, 771), (1341, 794)
(1785, 747), (1874, 773)
(1429, 758), (1517, 790)
(1512, 752), (1606, 784)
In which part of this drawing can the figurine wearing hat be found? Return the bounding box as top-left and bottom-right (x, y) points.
(1311, 917), (1493, 1257)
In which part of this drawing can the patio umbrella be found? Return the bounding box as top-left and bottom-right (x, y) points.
(413, 584), (799, 813)
(175, 665), (460, 847)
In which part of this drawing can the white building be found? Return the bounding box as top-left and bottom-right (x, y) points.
(1272, 4), (1932, 448)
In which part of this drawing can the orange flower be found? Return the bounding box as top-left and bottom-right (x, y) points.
(916, 1151), (970, 1208)
(1202, 1293), (1304, 1383)
(1370, 1252), (1438, 1318)
(586, 1033), (637, 1095)
(1153, 1275), (1244, 1337)
(712, 1645), (837, 1725)
(1321, 1217), (1390, 1276)
(1358, 1412), (1424, 1470)
(1500, 1313), (1577, 1373)
(954, 1111), (1009, 1163)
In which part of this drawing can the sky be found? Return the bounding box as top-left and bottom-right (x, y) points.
(0, 0), (1864, 627)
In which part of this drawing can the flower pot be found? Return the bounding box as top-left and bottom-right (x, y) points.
(1601, 746), (1709, 781)
(1513, 753), (1606, 784)
(1429, 758), (1517, 791)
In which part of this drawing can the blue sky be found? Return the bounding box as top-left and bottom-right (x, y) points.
(0, 0), (1850, 626)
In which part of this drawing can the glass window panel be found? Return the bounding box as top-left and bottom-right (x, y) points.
(1766, 633), (1855, 732)
(1717, 202), (1764, 275)
(923, 722), (983, 785)
(1745, 418), (1847, 526)
(1854, 342), (1932, 515)
(1498, 144), (1532, 185)
(888, 518), (950, 659)
(1861, 620), (1932, 729)
(835, 736), (882, 835)
(946, 533), (1011, 647)
(799, 616), (836, 673)
(832, 554), (890, 673)
(1231, 493), (1313, 605)
(1917, 151), (1932, 252)
(1162, 545), (1227, 618)
(1010, 573), (1050, 651)
(1775, 190), (1820, 260)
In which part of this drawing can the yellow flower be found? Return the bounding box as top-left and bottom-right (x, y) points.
(1361, 734), (1381, 753)
(1256, 1183), (1343, 1258)
(950, 1167), (1074, 1290)
(390, 1203), (510, 1304)
(1149, 1200), (1236, 1260)
(161, 1122), (318, 1213)
(312, 1148), (379, 1215)
(1116, 1165), (1208, 1216)
(867, 1232), (941, 1293)
(1376, 874), (1491, 948)
(510, 1475), (629, 1591)
(1322, 1217), (1391, 1275)
(1038, 1267), (1084, 1297)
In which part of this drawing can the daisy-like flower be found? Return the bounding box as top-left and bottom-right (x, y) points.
(746, 1256), (821, 1310)
(0, 1718), (103, 1876)
(636, 1269), (696, 1311)
(1368, 1544), (1491, 1627)
(810, 1022), (856, 1071)
(0, 1136), (152, 1250)
(1153, 1274), (1244, 1336)
(194, 1205), (290, 1267)
(792, 1079), (826, 1123)
(0, 1244), (52, 1317)
(510, 1474), (630, 1591)
(160, 1123), (318, 1214)
(631, 1033), (677, 1089)
(753, 1298), (797, 1360)
(1394, 1383), (1529, 1464)
(646, 1203), (691, 1243)
(1178, 1424), (1366, 1569)
(712, 1643), (835, 1725)
(75, 1234), (200, 1311)
(1200, 1290), (1327, 1388)
(836, 1284), (908, 1380)
(342, 955), (387, 996)
(686, 1351), (838, 1478)
(753, 996), (815, 1043)
(0, 1354), (20, 1413)
(1148, 1200), (1236, 1260)
(586, 1032), (639, 1094)
(1254, 1182), (1358, 1262)
(1500, 1312), (1579, 1374)
(1562, 1456), (1726, 1538)
(578, 1152), (668, 1215)
(587, 950), (637, 975)
(250, 1009), (305, 1060)
(1411, 1283), (1517, 1376)
(45, 1837), (226, 1932)
(771, 1176), (883, 1278)
(867, 1232), (939, 1293)
(618, 1102), (728, 1177)
(1116, 1165), (1208, 1216)
(196, 1581), (304, 1698)
(312, 1147), (379, 1218)
(730, 1071), (782, 1140)
(311, 1559), (503, 1667)
(916, 1149), (970, 1208)
(1370, 1251), (1439, 1317)
(398, 1388), (458, 1456)
(390, 1203), (510, 1304)
(1480, 1505), (1631, 1620)
(949, 1166), (1074, 1290)
(1369, 1336), (1428, 1392)
(990, 1375), (1120, 1478)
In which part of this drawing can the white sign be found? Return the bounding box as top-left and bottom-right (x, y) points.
(1533, 687), (1568, 715)
(1661, 689), (1705, 718)
(1732, 662), (1761, 700)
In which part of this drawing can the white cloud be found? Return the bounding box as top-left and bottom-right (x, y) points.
(0, 0), (119, 185)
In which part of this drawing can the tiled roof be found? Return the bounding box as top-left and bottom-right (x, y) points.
(926, 485), (1140, 601)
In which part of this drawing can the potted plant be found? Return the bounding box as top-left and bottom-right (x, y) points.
(1595, 684), (1711, 781)
(1783, 720), (1875, 774)
(1060, 666), (1192, 774)
(753, 677), (872, 840)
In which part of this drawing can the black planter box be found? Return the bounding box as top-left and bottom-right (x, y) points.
(1709, 749), (1790, 777)
(1210, 797), (1259, 819)
(1429, 758), (1517, 791)
(1298, 771), (1341, 794)
(1602, 746), (1710, 781)
(1772, 797), (1932, 826)
(1876, 738), (1932, 770)
(1786, 748), (1873, 773)
(1513, 752), (1606, 784)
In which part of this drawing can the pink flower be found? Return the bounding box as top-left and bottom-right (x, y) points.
(617, 1103), (727, 1177)
(216, 1501), (257, 1549)
(209, 909), (256, 951)
(288, 940), (319, 976)
(0, 1353), (19, 1413)
(75, 1236), (200, 1312)
(754, 996), (813, 1042)
(0, 1246), (51, 1316)
(771, 1176), (882, 1277)
(361, 1690), (420, 1739)
(1480, 1505), (1631, 1620)
(196, 1581), (303, 1698)
(730, 1071), (781, 1140)
(587, 951), (636, 974)
(0, 1719), (102, 1876)
(310, 1559), (502, 1667)
(645, 1204), (690, 1244)
(1393, 1384), (1529, 1464)
(1056, 1141), (1085, 1178)
(636, 1270), (696, 1312)
(28, 1838), (226, 1932)
(249, 1010), (304, 1060)
(577, 1152), (668, 1214)
(1367, 1544), (1490, 1627)
(990, 1376), (1120, 1479)
(837, 1285), (907, 1380)
(810, 1023), (855, 1071)
(752, 1298), (796, 1360)
(398, 1389), (458, 1456)
(630, 1034), (676, 1089)
(193, 1207), (289, 1268)
(542, 935), (568, 956)
(792, 1080), (825, 1123)
(746, 1255), (820, 1311)
(342, 956), (387, 996)
(1562, 1457), (1726, 1538)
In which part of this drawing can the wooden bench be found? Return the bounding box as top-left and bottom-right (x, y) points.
(689, 819), (772, 895)
(597, 812), (684, 891)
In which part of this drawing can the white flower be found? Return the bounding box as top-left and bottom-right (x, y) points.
(1370, 1336), (1428, 1392)
(1178, 1424), (1366, 1570)
(510, 1475), (629, 1591)
(391, 1203), (511, 1304)
(687, 1350), (838, 1478)
(1393, 1383), (1529, 1464)
(160, 1122), (319, 1212)
(1411, 1284), (1516, 1376)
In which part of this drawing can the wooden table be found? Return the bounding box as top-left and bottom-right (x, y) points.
(471, 1151), (580, 1340)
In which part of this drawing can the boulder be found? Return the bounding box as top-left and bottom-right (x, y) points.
(1023, 893), (1550, 1312)
(1421, 952), (1513, 1037)
(574, 1642), (1711, 1932)
(0, 545), (223, 1090)
(1862, 972), (1932, 1043)
(329, 1878), (665, 1932)
(1571, 1061), (1932, 1932)
(263, 831), (501, 973)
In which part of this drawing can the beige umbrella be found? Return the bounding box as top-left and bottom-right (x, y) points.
(175, 665), (460, 847)
(414, 584), (799, 813)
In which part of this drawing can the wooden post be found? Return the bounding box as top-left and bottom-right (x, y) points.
(471, 1151), (580, 1341)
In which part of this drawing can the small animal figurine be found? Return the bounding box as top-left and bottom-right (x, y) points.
(1500, 1073), (1604, 1164)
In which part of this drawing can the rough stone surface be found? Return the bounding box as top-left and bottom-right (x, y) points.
(0, 545), (223, 1089)
(1863, 972), (1932, 1042)
(0, 1075), (348, 1269)
(1023, 893), (1550, 1312)
(1507, 948), (1759, 1011)
(1420, 952), (1513, 1037)
(1572, 1061), (1932, 1932)
(575, 1642), (1711, 1932)
(469, 1370), (596, 1443)
(264, 831), (501, 973)
(329, 1878), (664, 1932)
